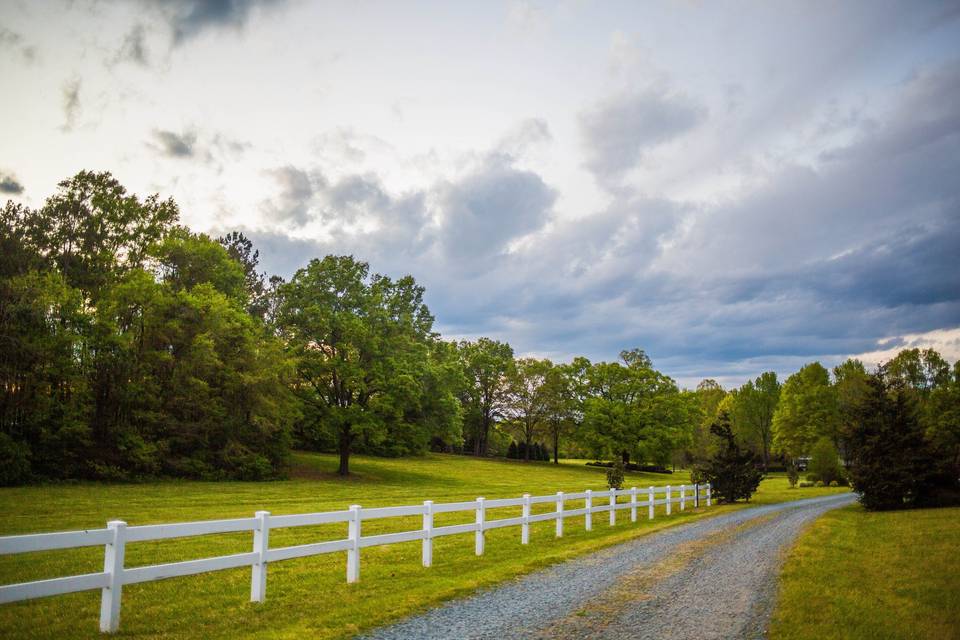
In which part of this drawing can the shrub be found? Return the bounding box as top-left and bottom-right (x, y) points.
(799, 481), (814, 487)
(787, 463), (799, 488)
(809, 437), (845, 486)
(693, 411), (764, 503)
(607, 458), (625, 490)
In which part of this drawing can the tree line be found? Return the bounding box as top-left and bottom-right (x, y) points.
(1, 173), (958, 489)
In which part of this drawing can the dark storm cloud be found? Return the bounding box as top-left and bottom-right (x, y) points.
(151, 129), (198, 157)
(244, 50), (959, 385)
(579, 89), (705, 183)
(0, 172), (24, 195)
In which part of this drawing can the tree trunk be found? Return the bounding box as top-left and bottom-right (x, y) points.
(479, 414), (490, 456)
(621, 450), (630, 465)
(524, 432), (531, 461)
(553, 429), (559, 464)
(338, 427), (352, 476)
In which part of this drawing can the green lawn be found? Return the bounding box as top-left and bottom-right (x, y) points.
(0, 452), (848, 639)
(769, 504), (960, 640)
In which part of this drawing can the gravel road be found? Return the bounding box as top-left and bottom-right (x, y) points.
(362, 492), (857, 640)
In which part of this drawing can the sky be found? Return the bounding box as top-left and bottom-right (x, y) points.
(1, 0), (959, 388)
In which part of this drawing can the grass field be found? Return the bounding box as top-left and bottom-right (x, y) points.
(0, 452), (849, 639)
(769, 504), (960, 640)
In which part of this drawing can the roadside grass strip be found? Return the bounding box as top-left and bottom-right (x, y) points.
(769, 504), (960, 640)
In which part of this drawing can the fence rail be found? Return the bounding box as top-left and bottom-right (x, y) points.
(0, 482), (710, 633)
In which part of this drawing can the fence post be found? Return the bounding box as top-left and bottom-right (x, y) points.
(680, 484), (686, 511)
(475, 497), (485, 556)
(521, 494), (531, 544)
(422, 500), (433, 568)
(585, 490), (593, 531)
(666, 485), (672, 515)
(694, 482), (700, 508)
(99, 520), (127, 633)
(630, 487), (638, 523)
(347, 505), (361, 583)
(707, 483), (712, 507)
(609, 491), (616, 526)
(648, 486), (655, 520)
(555, 492), (564, 537)
(250, 510), (270, 603)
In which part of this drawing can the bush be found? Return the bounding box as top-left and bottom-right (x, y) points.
(844, 372), (960, 510)
(0, 433), (31, 486)
(798, 481), (814, 488)
(809, 437), (845, 486)
(693, 412), (764, 503)
(787, 463), (799, 488)
(607, 459), (625, 490)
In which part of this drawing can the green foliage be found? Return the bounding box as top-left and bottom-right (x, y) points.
(730, 371), (780, 467)
(924, 361), (960, 480)
(786, 462), (799, 488)
(844, 371), (959, 510)
(457, 338), (515, 456)
(808, 437), (845, 486)
(279, 255), (450, 475)
(0, 172), (296, 482)
(606, 458), (625, 489)
(772, 362), (840, 458)
(577, 352), (696, 467)
(695, 412), (765, 503)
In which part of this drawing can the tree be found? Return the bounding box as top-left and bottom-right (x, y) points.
(503, 358), (551, 462)
(457, 338), (514, 456)
(689, 379), (726, 462)
(924, 360), (960, 480)
(578, 354), (695, 466)
(542, 361), (578, 464)
(694, 412), (764, 503)
(886, 348), (950, 394)
(833, 358), (870, 455)
(844, 370), (958, 510)
(279, 255), (436, 476)
(731, 372), (780, 469)
(218, 231), (270, 318)
(772, 362), (840, 459)
(16, 170), (178, 299)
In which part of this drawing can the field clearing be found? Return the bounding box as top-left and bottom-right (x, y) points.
(0, 452), (849, 639)
(769, 504), (960, 640)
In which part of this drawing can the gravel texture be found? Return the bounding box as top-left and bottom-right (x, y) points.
(362, 493), (857, 640)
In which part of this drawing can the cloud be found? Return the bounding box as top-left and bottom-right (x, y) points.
(262, 165), (317, 226)
(579, 88), (705, 183)
(115, 24), (149, 66)
(138, 0), (287, 44)
(437, 155), (556, 261)
(0, 172), (24, 195)
(851, 327), (960, 368)
(0, 27), (36, 62)
(150, 129), (198, 158)
(60, 78), (81, 131)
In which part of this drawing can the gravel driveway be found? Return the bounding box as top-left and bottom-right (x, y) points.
(362, 492), (857, 640)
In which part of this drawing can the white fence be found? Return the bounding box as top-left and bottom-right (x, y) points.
(0, 482), (710, 633)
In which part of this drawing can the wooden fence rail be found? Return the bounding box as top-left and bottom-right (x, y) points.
(0, 482), (711, 633)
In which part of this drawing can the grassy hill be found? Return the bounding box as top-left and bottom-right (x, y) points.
(0, 452), (848, 639)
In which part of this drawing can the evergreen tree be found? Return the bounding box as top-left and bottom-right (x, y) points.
(694, 412), (764, 503)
